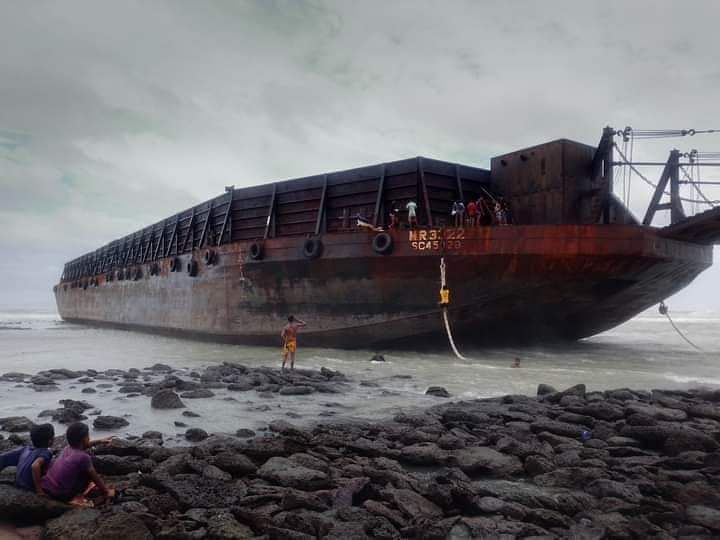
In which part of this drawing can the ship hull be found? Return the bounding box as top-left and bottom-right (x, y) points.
(55, 225), (712, 348)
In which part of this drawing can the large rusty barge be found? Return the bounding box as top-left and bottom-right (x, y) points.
(54, 128), (720, 347)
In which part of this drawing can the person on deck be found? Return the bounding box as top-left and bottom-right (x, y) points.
(454, 201), (465, 227)
(41, 422), (115, 505)
(406, 200), (418, 228)
(388, 202), (400, 229)
(0, 423), (54, 494)
(281, 315), (307, 370)
(466, 199), (478, 227)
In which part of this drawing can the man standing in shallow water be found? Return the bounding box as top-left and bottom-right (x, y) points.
(281, 315), (306, 370)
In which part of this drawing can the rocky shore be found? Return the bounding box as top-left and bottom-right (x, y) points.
(1, 367), (720, 538)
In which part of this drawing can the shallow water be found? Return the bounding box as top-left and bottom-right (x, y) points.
(0, 309), (718, 442)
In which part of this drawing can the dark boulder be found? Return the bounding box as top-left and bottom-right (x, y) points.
(93, 415), (129, 430)
(180, 389), (215, 399)
(257, 456), (331, 490)
(0, 416), (35, 432)
(425, 386), (451, 398)
(185, 428), (209, 442)
(151, 389), (185, 409)
(211, 451), (257, 476)
(44, 509), (101, 539)
(279, 385), (315, 395)
(0, 484), (71, 523)
(452, 447), (523, 477)
(537, 383), (557, 396)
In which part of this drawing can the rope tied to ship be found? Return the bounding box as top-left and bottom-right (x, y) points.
(439, 257), (467, 360)
(659, 301), (703, 351)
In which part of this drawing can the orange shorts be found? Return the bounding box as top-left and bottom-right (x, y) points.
(283, 340), (297, 353)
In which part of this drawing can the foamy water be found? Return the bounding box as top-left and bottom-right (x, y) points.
(0, 308), (718, 442)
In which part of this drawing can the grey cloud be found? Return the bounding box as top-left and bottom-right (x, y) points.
(0, 0), (718, 310)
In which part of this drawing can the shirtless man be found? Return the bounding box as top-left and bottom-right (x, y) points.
(281, 315), (306, 370)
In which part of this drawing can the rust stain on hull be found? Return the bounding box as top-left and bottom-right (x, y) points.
(55, 226), (712, 348)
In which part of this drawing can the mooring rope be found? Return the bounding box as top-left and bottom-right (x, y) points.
(439, 257), (468, 360)
(659, 301), (703, 351)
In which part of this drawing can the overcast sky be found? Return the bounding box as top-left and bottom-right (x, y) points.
(1, 0), (718, 311)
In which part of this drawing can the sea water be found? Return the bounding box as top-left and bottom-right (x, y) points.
(1, 309), (718, 441)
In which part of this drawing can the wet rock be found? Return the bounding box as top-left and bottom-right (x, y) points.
(0, 484), (71, 522)
(537, 383), (557, 396)
(399, 442), (447, 466)
(383, 487), (442, 519)
(452, 446), (523, 477)
(185, 428), (208, 442)
(92, 454), (149, 475)
(572, 402), (625, 421)
(686, 505), (720, 531)
(174, 421), (188, 428)
(149, 363), (173, 372)
(587, 479), (642, 503)
(30, 375), (57, 386)
(370, 354), (386, 362)
(142, 430), (163, 440)
(151, 389), (185, 409)
(202, 464), (232, 482)
(81, 387), (97, 394)
(543, 383), (586, 403)
(425, 386), (451, 398)
(206, 511), (254, 539)
(279, 385), (315, 395)
(257, 456), (331, 490)
(626, 402), (688, 422)
(227, 381), (254, 392)
(531, 419), (587, 438)
(235, 428), (256, 438)
(687, 403), (720, 421)
(43, 509), (101, 539)
(182, 410), (201, 417)
(93, 415), (129, 430)
(524, 455), (555, 476)
(0, 416), (35, 432)
(180, 389), (215, 399)
(211, 451), (257, 476)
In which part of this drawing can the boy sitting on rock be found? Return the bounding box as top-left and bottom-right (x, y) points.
(41, 422), (115, 505)
(0, 423), (54, 494)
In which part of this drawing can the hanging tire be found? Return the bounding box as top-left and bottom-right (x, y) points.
(249, 242), (264, 261)
(204, 249), (216, 265)
(150, 263), (160, 276)
(302, 237), (323, 259)
(187, 260), (198, 277)
(170, 257), (180, 272)
(133, 267), (143, 281)
(372, 232), (393, 255)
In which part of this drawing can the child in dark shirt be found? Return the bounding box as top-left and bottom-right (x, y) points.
(41, 422), (114, 504)
(0, 423), (54, 494)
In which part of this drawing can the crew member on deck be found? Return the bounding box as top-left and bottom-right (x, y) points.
(406, 200), (418, 228)
(281, 315), (307, 370)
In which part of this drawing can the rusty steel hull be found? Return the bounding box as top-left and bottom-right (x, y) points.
(54, 225), (712, 348)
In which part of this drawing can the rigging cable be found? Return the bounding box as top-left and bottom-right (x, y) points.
(614, 143), (720, 206)
(659, 301), (703, 351)
(439, 257), (467, 360)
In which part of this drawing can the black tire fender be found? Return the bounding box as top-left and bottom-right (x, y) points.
(372, 232), (393, 255)
(302, 237), (323, 259)
(187, 259), (199, 277)
(204, 249), (216, 265)
(249, 242), (264, 261)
